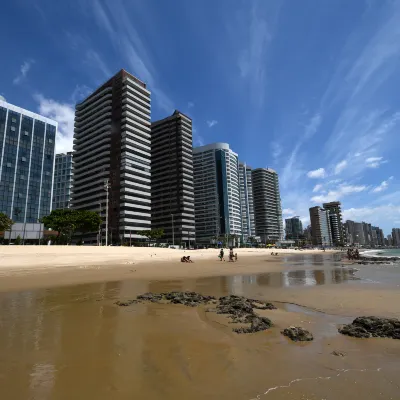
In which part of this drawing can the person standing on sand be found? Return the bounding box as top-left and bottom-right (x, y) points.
(219, 248), (224, 261)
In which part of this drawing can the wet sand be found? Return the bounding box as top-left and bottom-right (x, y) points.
(0, 253), (399, 399)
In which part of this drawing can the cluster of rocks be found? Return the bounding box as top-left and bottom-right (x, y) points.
(116, 292), (276, 334)
(281, 326), (314, 342)
(339, 316), (400, 339)
(359, 256), (399, 263)
(215, 295), (276, 334)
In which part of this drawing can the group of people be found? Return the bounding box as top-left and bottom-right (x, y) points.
(270, 252), (279, 256)
(180, 256), (193, 263)
(347, 248), (360, 260)
(218, 248), (238, 262)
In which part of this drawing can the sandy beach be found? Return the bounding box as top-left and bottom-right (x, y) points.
(0, 247), (399, 399)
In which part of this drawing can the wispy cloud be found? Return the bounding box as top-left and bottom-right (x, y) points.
(312, 184), (323, 193)
(13, 59), (35, 85)
(311, 184), (367, 203)
(206, 120), (218, 128)
(85, 49), (111, 79)
(365, 156), (388, 168)
(188, 102), (194, 108)
(307, 168), (326, 179)
(71, 84), (92, 103)
(372, 176), (393, 193)
(89, 0), (173, 113)
(334, 160), (347, 175)
(34, 94), (75, 153)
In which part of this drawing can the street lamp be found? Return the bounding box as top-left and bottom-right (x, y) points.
(98, 201), (102, 246)
(104, 179), (110, 246)
(171, 213), (175, 246)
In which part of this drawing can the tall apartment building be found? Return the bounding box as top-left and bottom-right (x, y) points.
(285, 216), (303, 240)
(52, 152), (73, 210)
(323, 201), (345, 246)
(309, 206), (332, 246)
(72, 69), (151, 243)
(371, 226), (384, 246)
(238, 162), (255, 240)
(193, 143), (242, 244)
(0, 99), (56, 224)
(151, 110), (195, 246)
(392, 228), (400, 247)
(251, 168), (283, 242)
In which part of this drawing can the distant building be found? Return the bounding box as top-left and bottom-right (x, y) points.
(387, 234), (393, 246)
(252, 168), (284, 242)
(52, 152), (73, 210)
(151, 110), (195, 246)
(323, 201), (345, 246)
(309, 206), (332, 246)
(371, 226), (384, 247)
(0, 98), (57, 224)
(238, 162), (256, 241)
(193, 143), (241, 244)
(285, 216), (303, 240)
(392, 228), (400, 247)
(304, 225), (313, 242)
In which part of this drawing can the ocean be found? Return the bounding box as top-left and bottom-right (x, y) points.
(363, 249), (400, 257)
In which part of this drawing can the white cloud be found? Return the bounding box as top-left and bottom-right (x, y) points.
(311, 184), (368, 203)
(271, 141), (282, 160)
(282, 208), (296, 216)
(312, 184), (323, 193)
(372, 176), (393, 193)
(13, 60), (35, 85)
(206, 120), (218, 128)
(85, 50), (111, 80)
(188, 102), (194, 108)
(307, 168), (326, 179)
(71, 84), (92, 103)
(334, 160), (347, 175)
(34, 94), (75, 153)
(365, 156), (388, 168)
(343, 205), (400, 229)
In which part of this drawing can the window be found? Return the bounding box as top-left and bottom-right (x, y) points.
(22, 157), (26, 162)
(24, 131), (29, 136)
(6, 162), (12, 167)
(11, 126), (16, 132)
(12, 118), (16, 123)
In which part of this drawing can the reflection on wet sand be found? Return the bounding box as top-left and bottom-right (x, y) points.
(0, 256), (399, 399)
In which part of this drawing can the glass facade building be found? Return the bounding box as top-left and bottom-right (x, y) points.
(52, 152), (73, 210)
(0, 99), (57, 223)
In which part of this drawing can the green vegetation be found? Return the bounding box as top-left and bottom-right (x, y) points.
(0, 212), (13, 232)
(136, 228), (164, 243)
(41, 209), (102, 244)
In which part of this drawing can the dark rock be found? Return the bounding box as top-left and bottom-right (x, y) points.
(115, 300), (138, 306)
(331, 350), (346, 357)
(137, 293), (163, 303)
(281, 326), (314, 342)
(217, 295), (276, 318)
(233, 316), (273, 334)
(339, 316), (400, 339)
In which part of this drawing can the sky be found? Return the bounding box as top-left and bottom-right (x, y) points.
(1, 0), (400, 234)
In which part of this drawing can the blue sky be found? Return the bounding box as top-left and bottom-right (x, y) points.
(1, 0), (400, 234)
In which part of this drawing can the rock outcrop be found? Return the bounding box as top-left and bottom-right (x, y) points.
(339, 316), (400, 339)
(281, 326), (314, 342)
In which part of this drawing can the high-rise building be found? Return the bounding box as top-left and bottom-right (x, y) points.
(323, 201), (345, 246)
(0, 99), (56, 223)
(387, 234), (393, 246)
(309, 206), (332, 246)
(52, 152), (73, 210)
(252, 168), (283, 242)
(392, 228), (400, 247)
(238, 162), (255, 241)
(72, 70), (151, 243)
(151, 110), (195, 246)
(285, 216), (303, 240)
(193, 143), (241, 244)
(371, 226), (384, 247)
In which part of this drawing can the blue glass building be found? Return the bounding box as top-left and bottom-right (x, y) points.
(52, 152), (73, 210)
(0, 99), (57, 223)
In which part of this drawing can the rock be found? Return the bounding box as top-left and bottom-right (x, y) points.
(339, 316), (400, 339)
(281, 326), (314, 342)
(216, 295), (276, 319)
(115, 300), (139, 306)
(233, 316), (273, 334)
(331, 350), (346, 357)
(136, 292), (163, 302)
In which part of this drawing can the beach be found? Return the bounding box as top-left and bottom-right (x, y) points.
(0, 247), (399, 399)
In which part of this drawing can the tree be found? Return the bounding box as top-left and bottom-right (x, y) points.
(41, 209), (102, 244)
(137, 229), (164, 243)
(15, 235), (21, 245)
(0, 212), (13, 232)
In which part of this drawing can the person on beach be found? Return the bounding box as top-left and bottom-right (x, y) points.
(234, 253), (238, 262)
(187, 256), (193, 263)
(181, 256), (188, 262)
(228, 248), (234, 262)
(219, 248), (224, 261)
